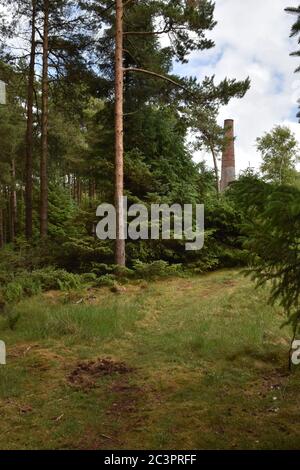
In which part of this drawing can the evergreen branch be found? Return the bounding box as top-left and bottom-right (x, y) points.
(124, 26), (172, 36)
(123, 67), (189, 92)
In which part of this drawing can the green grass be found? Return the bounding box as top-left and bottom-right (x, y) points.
(0, 269), (299, 450)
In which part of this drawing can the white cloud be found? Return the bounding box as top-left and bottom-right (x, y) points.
(174, 0), (300, 173)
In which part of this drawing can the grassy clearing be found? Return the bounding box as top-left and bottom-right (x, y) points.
(0, 269), (299, 450)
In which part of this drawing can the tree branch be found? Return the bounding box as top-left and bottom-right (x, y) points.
(123, 67), (189, 92)
(123, 0), (136, 7)
(124, 27), (171, 36)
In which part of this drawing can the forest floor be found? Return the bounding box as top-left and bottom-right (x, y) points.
(0, 269), (299, 450)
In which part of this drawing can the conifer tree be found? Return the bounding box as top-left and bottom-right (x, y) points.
(286, 5), (300, 120)
(84, 0), (249, 265)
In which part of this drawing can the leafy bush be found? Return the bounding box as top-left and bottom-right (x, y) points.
(58, 238), (113, 272)
(90, 263), (113, 276)
(90, 263), (134, 279)
(97, 274), (117, 287)
(80, 273), (98, 283)
(112, 265), (135, 278)
(29, 268), (82, 291)
(1, 268), (83, 304)
(188, 256), (219, 274)
(3, 281), (26, 304)
(132, 260), (183, 279)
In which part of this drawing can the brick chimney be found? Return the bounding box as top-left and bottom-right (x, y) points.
(220, 119), (236, 191)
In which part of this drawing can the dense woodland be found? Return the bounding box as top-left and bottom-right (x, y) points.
(0, 1), (299, 345)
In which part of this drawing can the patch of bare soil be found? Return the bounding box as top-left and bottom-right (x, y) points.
(245, 367), (290, 398)
(108, 382), (144, 415)
(222, 279), (238, 287)
(7, 343), (40, 359)
(67, 358), (134, 390)
(94, 378), (149, 449)
(75, 373), (147, 449)
(178, 282), (194, 291)
(239, 367), (291, 418)
(5, 399), (33, 415)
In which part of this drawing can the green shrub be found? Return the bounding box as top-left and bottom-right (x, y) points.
(97, 274), (117, 287)
(132, 260), (183, 279)
(112, 265), (135, 278)
(3, 281), (25, 304)
(1, 268), (82, 304)
(80, 273), (98, 283)
(29, 268), (82, 291)
(4, 307), (21, 330)
(188, 257), (219, 274)
(90, 263), (113, 276)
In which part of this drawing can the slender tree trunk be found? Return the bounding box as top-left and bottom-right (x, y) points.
(0, 187), (3, 249)
(10, 158), (17, 242)
(68, 174), (72, 198)
(72, 175), (76, 200)
(25, 0), (36, 240)
(88, 178), (92, 204)
(115, 0), (125, 266)
(7, 191), (12, 243)
(0, 209), (3, 249)
(19, 182), (25, 235)
(209, 142), (220, 196)
(92, 180), (96, 201)
(40, 0), (49, 238)
(89, 177), (96, 206)
(76, 177), (82, 204)
(4, 187), (9, 243)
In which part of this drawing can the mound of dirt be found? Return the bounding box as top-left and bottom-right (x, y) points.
(68, 358), (133, 390)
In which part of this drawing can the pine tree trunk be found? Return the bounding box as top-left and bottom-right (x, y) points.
(0, 187), (3, 249)
(10, 158), (17, 242)
(68, 174), (72, 198)
(0, 208), (3, 249)
(4, 187), (9, 244)
(209, 143), (220, 196)
(25, 0), (36, 240)
(40, 0), (49, 238)
(88, 178), (92, 205)
(114, 0), (125, 266)
(72, 175), (76, 200)
(88, 178), (96, 205)
(76, 178), (82, 204)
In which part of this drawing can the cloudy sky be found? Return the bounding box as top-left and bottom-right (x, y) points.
(174, 0), (300, 173)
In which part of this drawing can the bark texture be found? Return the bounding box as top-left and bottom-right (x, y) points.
(114, 0), (125, 266)
(40, 0), (49, 237)
(25, 0), (36, 239)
